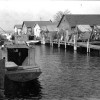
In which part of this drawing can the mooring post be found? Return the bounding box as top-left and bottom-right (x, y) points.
(74, 35), (77, 51)
(0, 58), (5, 99)
(50, 36), (52, 46)
(65, 39), (66, 49)
(58, 39), (60, 48)
(42, 36), (45, 45)
(87, 39), (90, 53)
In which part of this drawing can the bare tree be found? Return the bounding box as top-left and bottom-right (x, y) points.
(54, 11), (63, 22)
(54, 9), (71, 22)
(64, 9), (71, 15)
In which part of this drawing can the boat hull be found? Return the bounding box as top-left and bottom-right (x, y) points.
(3, 43), (42, 82)
(5, 69), (41, 82)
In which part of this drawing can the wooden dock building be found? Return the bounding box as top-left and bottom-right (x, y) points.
(45, 14), (100, 53)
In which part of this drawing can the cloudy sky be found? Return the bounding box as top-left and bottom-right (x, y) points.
(0, 0), (100, 31)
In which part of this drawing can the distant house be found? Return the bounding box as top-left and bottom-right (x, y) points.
(57, 14), (100, 41)
(41, 22), (58, 40)
(22, 21), (34, 35)
(14, 25), (22, 35)
(22, 21), (52, 39)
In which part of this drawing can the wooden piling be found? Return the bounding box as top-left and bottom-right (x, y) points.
(65, 40), (66, 49)
(58, 39), (60, 48)
(74, 35), (77, 51)
(0, 58), (5, 99)
(50, 36), (52, 46)
(42, 36), (45, 45)
(87, 39), (90, 53)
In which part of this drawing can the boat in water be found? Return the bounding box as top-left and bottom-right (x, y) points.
(26, 40), (41, 46)
(2, 42), (42, 82)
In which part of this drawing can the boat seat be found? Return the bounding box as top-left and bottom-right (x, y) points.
(5, 61), (18, 71)
(5, 61), (18, 68)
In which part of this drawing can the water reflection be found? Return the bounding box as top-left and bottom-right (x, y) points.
(35, 45), (100, 99)
(4, 76), (42, 99)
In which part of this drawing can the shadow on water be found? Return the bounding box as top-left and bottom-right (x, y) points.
(4, 76), (42, 99)
(77, 47), (100, 57)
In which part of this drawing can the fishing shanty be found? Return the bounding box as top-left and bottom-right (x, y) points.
(43, 14), (100, 53)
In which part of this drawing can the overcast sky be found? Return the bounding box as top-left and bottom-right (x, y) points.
(0, 0), (100, 31)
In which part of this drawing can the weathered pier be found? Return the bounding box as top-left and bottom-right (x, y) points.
(41, 14), (100, 54)
(45, 36), (100, 54)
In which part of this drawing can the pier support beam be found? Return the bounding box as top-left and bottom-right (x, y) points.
(74, 35), (77, 51)
(87, 39), (90, 53)
(0, 59), (5, 99)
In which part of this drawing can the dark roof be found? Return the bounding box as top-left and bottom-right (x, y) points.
(57, 14), (100, 27)
(14, 25), (22, 29)
(22, 21), (52, 28)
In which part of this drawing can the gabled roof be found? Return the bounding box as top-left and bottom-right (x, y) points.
(14, 25), (22, 29)
(22, 21), (52, 28)
(57, 14), (100, 27)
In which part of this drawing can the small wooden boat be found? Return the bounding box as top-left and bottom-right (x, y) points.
(26, 40), (41, 46)
(2, 43), (42, 82)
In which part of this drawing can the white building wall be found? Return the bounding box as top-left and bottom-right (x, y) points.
(14, 27), (22, 35)
(22, 24), (27, 34)
(18, 29), (22, 35)
(34, 24), (41, 37)
(14, 27), (17, 33)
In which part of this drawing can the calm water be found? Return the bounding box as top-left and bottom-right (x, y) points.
(2, 45), (100, 100)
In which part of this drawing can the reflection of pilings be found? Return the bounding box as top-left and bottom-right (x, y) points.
(0, 59), (5, 99)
